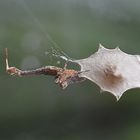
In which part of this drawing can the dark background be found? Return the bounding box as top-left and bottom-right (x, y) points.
(0, 0), (140, 139)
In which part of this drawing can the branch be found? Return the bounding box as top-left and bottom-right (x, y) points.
(5, 48), (85, 89)
(5, 48), (63, 76)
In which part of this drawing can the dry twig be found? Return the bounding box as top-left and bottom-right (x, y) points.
(5, 48), (85, 89)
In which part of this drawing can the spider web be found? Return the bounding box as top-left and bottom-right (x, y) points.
(16, 0), (73, 63)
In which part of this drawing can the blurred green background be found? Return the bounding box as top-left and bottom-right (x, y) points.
(1, 0), (140, 140)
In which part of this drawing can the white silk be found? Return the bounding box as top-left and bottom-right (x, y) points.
(74, 44), (140, 100)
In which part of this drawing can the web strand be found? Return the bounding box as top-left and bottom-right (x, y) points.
(17, 0), (72, 61)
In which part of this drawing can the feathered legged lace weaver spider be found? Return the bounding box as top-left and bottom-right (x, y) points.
(5, 48), (85, 89)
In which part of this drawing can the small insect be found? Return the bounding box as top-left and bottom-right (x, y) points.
(5, 48), (85, 89)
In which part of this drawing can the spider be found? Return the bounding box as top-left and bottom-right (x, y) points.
(5, 48), (85, 89)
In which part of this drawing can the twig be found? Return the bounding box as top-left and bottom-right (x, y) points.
(5, 48), (85, 89)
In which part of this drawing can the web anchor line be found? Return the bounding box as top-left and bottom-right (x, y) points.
(17, 0), (72, 61)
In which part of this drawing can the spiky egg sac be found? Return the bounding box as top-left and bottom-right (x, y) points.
(74, 44), (140, 100)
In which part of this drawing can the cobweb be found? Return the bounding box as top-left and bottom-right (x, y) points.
(16, 0), (73, 63)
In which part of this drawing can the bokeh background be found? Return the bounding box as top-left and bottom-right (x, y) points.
(1, 0), (140, 140)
